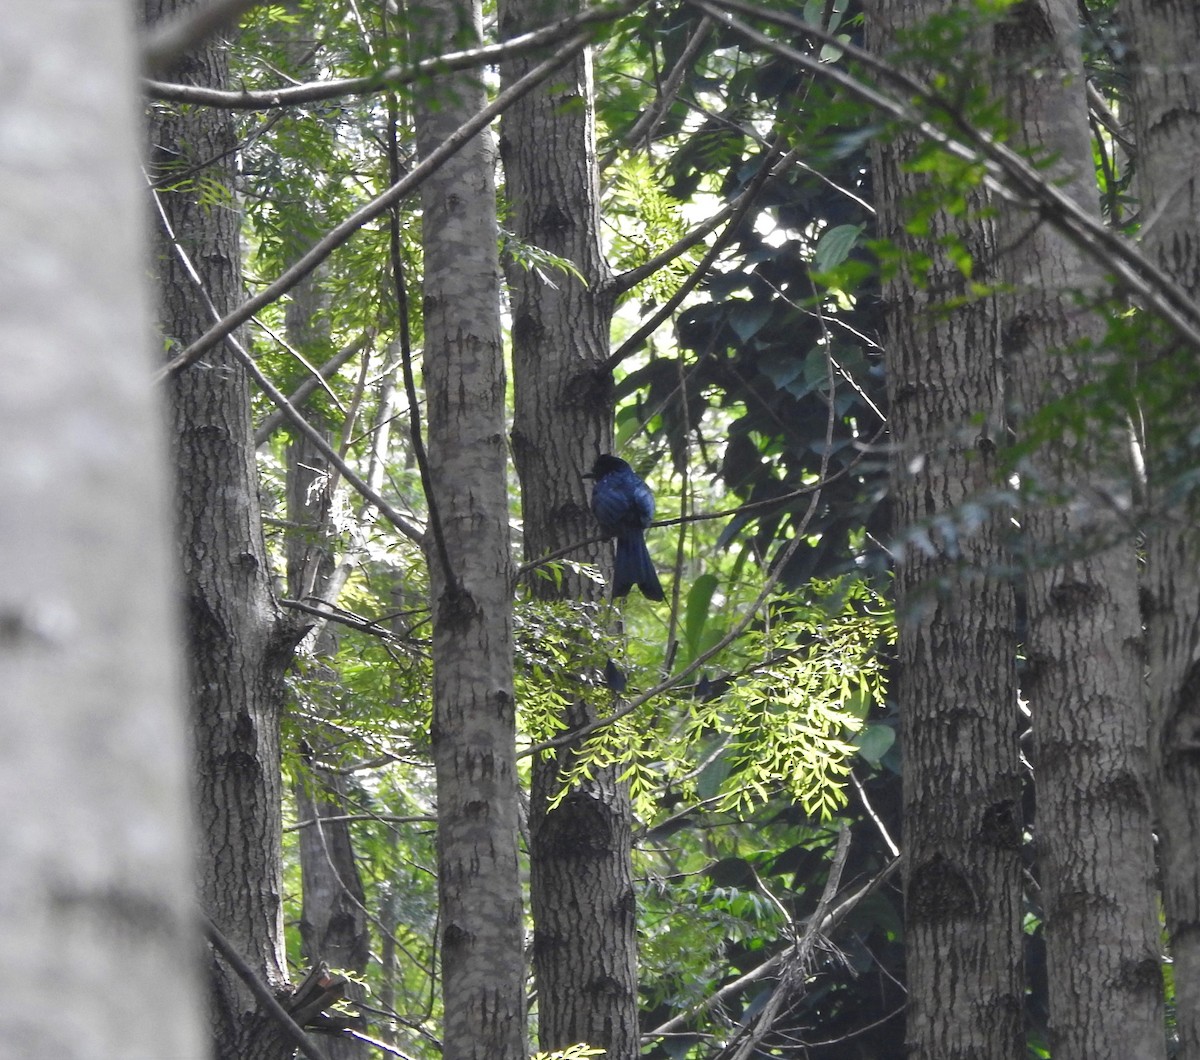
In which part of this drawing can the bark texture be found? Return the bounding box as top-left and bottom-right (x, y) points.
(414, 6), (527, 1058)
(1126, 1), (1200, 1055)
(866, 2), (1025, 1056)
(145, 3), (303, 1057)
(499, 4), (639, 1057)
(0, 4), (206, 1057)
(994, 3), (1164, 1057)
(284, 274), (371, 1060)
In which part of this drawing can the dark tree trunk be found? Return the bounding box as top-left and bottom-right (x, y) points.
(993, 3), (1165, 1057)
(1127, 1), (1200, 1055)
(866, 2), (1025, 1056)
(144, 4), (304, 1057)
(499, 3), (639, 1055)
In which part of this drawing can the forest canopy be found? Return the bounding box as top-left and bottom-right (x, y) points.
(5, 1), (1200, 1059)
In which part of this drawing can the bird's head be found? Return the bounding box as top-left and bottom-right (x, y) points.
(585, 453), (631, 479)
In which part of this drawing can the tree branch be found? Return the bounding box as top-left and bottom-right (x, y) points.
(520, 345), (841, 758)
(691, 0), (1200, 352)
(149, 180), (426, 546)
(598, 13), (714, 171)
(155, 34), (593, 380)
(233, 340), (426, 544)
(254, 334), (370, 446)
(202, 913), (333, 1060)
(145, 0), (640, 108)
(385, 77), (456, 592)
(722, 829), (851, 1060)
(604, 137), (793, 367)
(643, 851), (902, 1041)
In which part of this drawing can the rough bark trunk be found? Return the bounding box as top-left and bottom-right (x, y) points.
(865, 2), (1025, 1056)
(498, 4), (639, 1057)
(145, 3), (303, 1057)
(994, 3), (1165, 1057)
(0, 3), (206, 1056)
(284, 273), (371, 1060)
(1126, 1), (1200, 1055)
(414, 6), (527, 1058)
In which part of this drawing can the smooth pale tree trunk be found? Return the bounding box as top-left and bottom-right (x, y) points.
(993, 3), (1165, 1057)
(0, 2), (206, 1057)
(865, 3), (1025, 1056)
(145, 2), (305, 1057)
(499, 5), (639, 1057)
(1127, 2), (1200, 1055)
(414, 4), (527, 1058)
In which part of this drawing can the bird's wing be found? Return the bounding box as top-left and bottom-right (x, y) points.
(631, 478), (656, 527)
(591, 477), (628, 533)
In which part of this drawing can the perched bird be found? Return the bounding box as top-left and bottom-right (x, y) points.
(586, 454), (664, 601)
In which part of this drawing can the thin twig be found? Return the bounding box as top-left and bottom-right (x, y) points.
(279, 598), (422, 641)
(724, 828), (852, 1060)
(255, 335), (370, 446)
(644, 851), (902, 1040)
(147, 182), (425, 546)
(233, 346), (426, 543)
(598, 13), (714, 170)
(604, 138), (796, 366)
(287, 813), (435, 832)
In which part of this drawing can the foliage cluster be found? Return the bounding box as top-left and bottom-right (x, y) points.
(151, 0), (1198, 1054)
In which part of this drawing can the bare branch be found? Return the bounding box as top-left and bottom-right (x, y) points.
(149, 187), (426, 543)
(156, 34), (592, 379)
(723, 828), (852, 1060)
(233, 340), (427, 543)
(604, 138), (795, 365)
(279, 598), (423, 641)
(643, 853), (902, 1041)
(145, 0), (641, 108)
(598, 14), (715, 171)
(255, 334), (370, 446)
(202, 913), (332, 1060)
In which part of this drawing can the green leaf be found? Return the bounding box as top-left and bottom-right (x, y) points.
(696, 748), (733, 801)
(812, 223), (865, 272)
(684, 573), (720, 659)
(728, 301), (772, 342)
(855, 723), (897, 767)
(843, 686), (872, 722)
(758, 349), (805, 391)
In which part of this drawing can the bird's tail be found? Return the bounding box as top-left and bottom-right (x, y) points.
(614, 532), (664, 601)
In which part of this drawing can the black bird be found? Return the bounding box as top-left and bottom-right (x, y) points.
(586, 454), (664, 601)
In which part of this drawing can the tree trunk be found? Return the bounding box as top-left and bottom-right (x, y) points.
(0, 3), (206, 1057)
(145, 3), (304, 1057)
(865, 2), (1025, 1056)
(414, 7), (527, 1058)
(994, 3), (1165, 1057)
(284, 272), (372, 1060)
(499, 5), (639, 1058)
(1126, 1), (1200, 1055)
